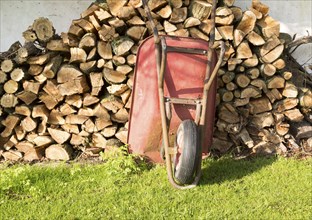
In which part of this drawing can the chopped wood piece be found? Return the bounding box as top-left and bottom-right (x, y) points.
(59, 103), (77, 116)
(1, 59), (15, 73)
(78, 33), (97, 51)
(57, 64), (83, 84)
(251, 112), (274, 129)
(241, 86), (261, 99)
(169, 7), (187, 23)
(236, 11), (256, 41)
(272, 58), (286, 70)
(111, 36), (134, 56)
(98, 25), (116, 42)
(107, 0), (128, 16)
(282, 82), (298, 98)
(65, 95), (82, 108)
(43, 80), (63, 102)
(250, 79), (267, 92)
(62, 124), (79, 134)
(116, 65), (133, 75)
(73, 18), (95, 33)
(157, 5), (172, 19)
(83, 94), (99, 106)
(237, 128), (254, 148)
(23, 30), (37, 42)
(126, 26), (147, 41)
(127, 54), (136, 66)
(249, 97), (272, 114)
(39, 92), (58, 110)
(275, 122), (290, 136)
(218, 103), (240, 124)
(115, 127), (128, 144)
(164, 21), (177, 33)
(107, 83), (128, 96)
(1, 93), (18, 108)
(80, 3), (100, 18)
(101, 95), (124, 113)
(27, 52), (56, 65)
(274, 98), (298, 112)
(65, 114), (88, 125)
(17, 91), (37, 105)
(281, 72), (293, 83)
(69, 47), (87, 63)
(0, 70), (7, 83)
(32, 17), (55, 42)
(299, 90), (312, 108)
(3, 135), (18, 150)
(252, 0), (269, 16)
(235, 74), (250, 88)
(45, 144), (73, 160)
(10, 68), (25, 82)
(48, 128), (71, 144)
(267, 76), (285, 89)
(4, 80), (19, 94)
(70, 134), (86, 146)
(48, 109), (65, 125)
(112, 56), (126, 66)
(94, 9), (112, 22)
(236, 41), (252, 59)
(28, 64), (43, 76)
(217, 26), (233, 40)
(247, 31), (265, 46)
(23, 80), (40, 95)
(218, 89), (234, 102)
(78, 107), (94, 117)
(199, 19), (214, 35)
(117, 6), (136, 20)
(246, 67), (260, 79)
(2, 150), (23, 161)
(21, 116), (37, 132)
(147, 0), (167, 11)
(15, 105), (31, 117)
(261, 63), (276, 77)
(103, 68), (127, 84)
(92, 133), (107, 148)
(58, 76), (89, 96)
(15, 141), (34, 153)
(41, 55), (62, 79)
(108, 18), (126, 34)
(265, 88), (283, 103)
(289, 122), (312, 140)
(284, 109), (304, 122)
(258, 16), (280, 39)
(97, 41), (113, 59)
(127, 16), (145, 26)
(46, 39), (69, 52)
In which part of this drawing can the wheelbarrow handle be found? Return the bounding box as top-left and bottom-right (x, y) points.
(142, 0), (160, 43)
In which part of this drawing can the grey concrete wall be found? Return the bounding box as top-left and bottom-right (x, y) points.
(1, 0), (311, 65)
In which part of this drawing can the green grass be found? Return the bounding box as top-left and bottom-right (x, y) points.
(0, 155), (311, 220)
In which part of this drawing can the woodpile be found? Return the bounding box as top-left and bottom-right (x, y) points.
(0, 0), (311, 161)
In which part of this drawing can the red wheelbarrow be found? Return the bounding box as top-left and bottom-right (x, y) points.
(127, 0), (225, 189)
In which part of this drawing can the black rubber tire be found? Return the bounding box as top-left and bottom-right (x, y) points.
(174, 119), (201, 184)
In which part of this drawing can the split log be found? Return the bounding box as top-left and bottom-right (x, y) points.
(45, 144), (73, 160)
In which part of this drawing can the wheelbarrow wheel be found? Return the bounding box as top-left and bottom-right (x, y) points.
(174, 119), (201, 184)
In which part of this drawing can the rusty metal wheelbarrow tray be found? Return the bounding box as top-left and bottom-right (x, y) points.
(127, 35), (217, 163)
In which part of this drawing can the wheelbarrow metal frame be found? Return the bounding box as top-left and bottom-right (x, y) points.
(129, 0), (225, 189)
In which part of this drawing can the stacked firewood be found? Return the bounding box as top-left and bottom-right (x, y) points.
(0, 0), (311, 161)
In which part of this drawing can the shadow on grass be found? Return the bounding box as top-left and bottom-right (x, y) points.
(200, 156), (277, 186)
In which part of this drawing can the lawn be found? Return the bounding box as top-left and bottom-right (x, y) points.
(0, 154), (311, 220)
